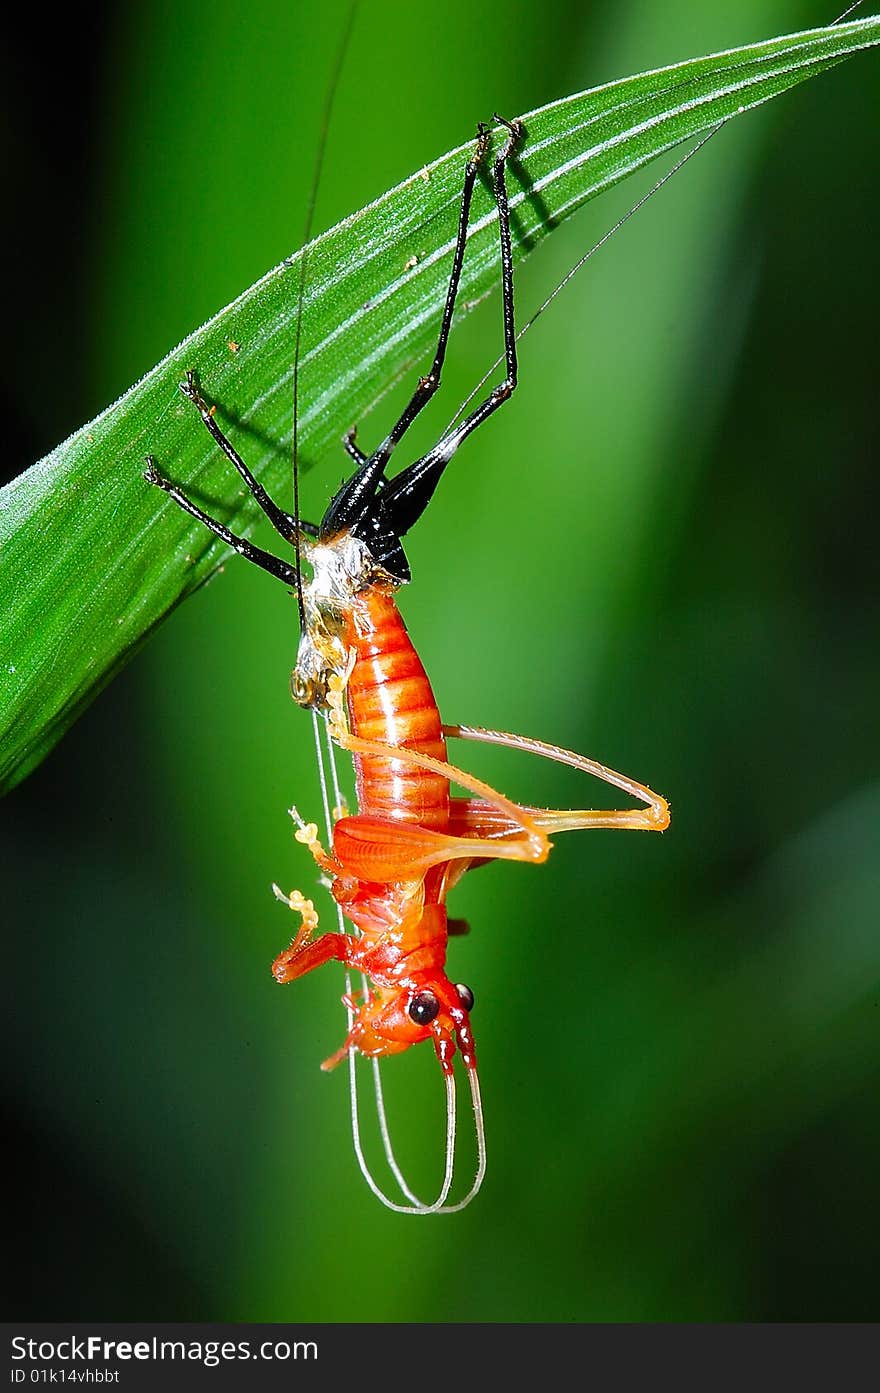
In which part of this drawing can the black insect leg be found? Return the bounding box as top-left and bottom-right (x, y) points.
(370, 123), (496, 464)
(144, 457), (298, 586)
(379, 117), (523, 539)
(178, 370), (315, 541)
(342, 426), (368, 467)
(320, 122), (495, 538)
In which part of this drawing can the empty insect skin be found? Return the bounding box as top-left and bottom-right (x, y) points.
(145, 118), (669, 1212)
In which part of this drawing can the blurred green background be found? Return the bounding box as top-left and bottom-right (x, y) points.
(4, 0), (879, 1322)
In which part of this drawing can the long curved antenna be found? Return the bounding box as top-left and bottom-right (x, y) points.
(833, 1), (867, 22)
(291, 0), (359, 628)
(319, 716), (481, 1213)
(317, 719), (434, 1206)
(438, 1066), (486, 1214)
(348, 1058), (458, 1215)
(313, 714), (442, 1211)
(444, 125), (720, 436)
(370, 1059), (429, 1206)
(446, 0), (866, 438)
(348, 1051), (486, 1215)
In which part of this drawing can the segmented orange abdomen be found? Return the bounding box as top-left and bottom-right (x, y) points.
(345, 588), (449, 829)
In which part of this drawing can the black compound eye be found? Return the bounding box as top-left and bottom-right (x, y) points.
(455, 983), (475, 1012)
(408, 990), (440, 1026)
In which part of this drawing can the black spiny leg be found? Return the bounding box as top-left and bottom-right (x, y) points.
(379, 117), (523, 539)
(320, 122), (494, 538)
(368, 123), (495, 463)
(143, 457), (298, 586)
(179, 370), (317, 541)
(343, 426), (368, 467)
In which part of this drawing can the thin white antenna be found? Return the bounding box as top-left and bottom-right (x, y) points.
(438, 1068), (486, 1214)
(314, 715), (484, 1213)
(445, 124), (721, 435)
(318, 717), (424, 1203)
(290, 1), (359, 630)
(370, 1058), (431, 1205)
(315, 711), (463, 1212)
(446, 0), (867, 435)
(348, 1067), (458, 1215)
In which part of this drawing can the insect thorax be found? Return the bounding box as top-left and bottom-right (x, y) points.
(291, 531), (400, 710)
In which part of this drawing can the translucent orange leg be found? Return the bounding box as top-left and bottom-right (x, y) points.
(443, 723), (671, 834)
(322, 678), (667, 883)
(275, 704), (668, 978)
(312, 668), (551, 881)
(328, 738), (550, 885)
(272, 926), (350, 984)
(270, 883), (350, 983)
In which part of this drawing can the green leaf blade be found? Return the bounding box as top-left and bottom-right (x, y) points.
(2, 15), (878, 791)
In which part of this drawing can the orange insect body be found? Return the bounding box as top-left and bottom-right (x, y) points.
(346, 587), (449, 830)
(271, 531), (668, 1086)
(273, 557), (483, 1075)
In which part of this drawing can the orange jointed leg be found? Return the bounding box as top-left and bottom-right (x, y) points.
(323, 670), (547, 865)
(443, 724), (670, 833)
(286, 806), (340, 874)
(328, 810), (544, 883)
(271, 929), (350, 984)
(271, 885), (350, 984)
(328, 733), (551, 875)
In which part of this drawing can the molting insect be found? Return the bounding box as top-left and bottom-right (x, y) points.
(145, 116), (670, 1212)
